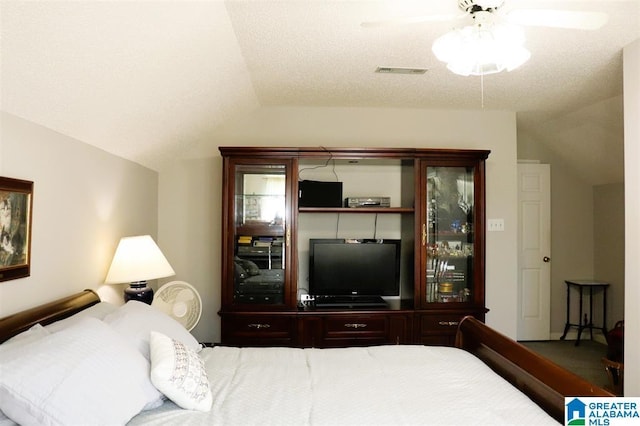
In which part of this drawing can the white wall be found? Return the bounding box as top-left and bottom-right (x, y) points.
(623, 38), (640, 397)
(158, 158), (220, 345)
(0, 112), (159, 317)
(163, 106), (519, 343)
(593, 183), (625, 330)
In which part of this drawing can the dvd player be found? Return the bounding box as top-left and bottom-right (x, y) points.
(344, 197), (391, 208)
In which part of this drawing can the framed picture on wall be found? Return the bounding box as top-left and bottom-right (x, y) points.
(0, 176), (34, 282)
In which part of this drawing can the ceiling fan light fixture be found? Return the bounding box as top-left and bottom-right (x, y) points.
(432, 21), (530, 76)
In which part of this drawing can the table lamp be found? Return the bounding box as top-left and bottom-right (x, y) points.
(104, 235), (175, 304)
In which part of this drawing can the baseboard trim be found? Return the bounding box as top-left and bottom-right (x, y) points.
(550, 331), (607, 345)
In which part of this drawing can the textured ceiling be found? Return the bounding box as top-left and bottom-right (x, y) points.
(1, 0), (638, 184)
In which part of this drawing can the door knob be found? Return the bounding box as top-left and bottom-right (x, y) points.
(543, 256), (551, 262)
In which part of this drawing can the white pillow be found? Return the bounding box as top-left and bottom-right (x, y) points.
(44, 301), (119, 333)
(149, 331), (212, 412)
(0, 317), (163, 426)
(103, 301), (200, 361)
(3, 323), (49, 347)
(0, 409), (11, 424)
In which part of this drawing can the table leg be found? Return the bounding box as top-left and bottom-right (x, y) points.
(561, 282), (571, 340)
(603, 287), (608, 335)
(575, 286), (584, 346)
(589, 286), (594, 340)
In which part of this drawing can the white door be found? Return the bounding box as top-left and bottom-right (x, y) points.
(517, 163), (551, 340)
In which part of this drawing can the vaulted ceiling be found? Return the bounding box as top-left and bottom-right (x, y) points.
(1, 1), (638, 184)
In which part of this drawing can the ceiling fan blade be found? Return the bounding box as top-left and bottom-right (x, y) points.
(507, 9), (608, 30)
(361, 13), (464, 28)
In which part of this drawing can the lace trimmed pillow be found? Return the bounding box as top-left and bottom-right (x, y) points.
(149, 331), (212, 412)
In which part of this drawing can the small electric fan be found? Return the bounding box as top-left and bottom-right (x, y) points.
(152, 281), (202, 331)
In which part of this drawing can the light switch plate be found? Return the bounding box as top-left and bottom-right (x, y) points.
(487, 218), (505, 232)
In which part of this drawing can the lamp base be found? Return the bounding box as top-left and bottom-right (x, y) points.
(124, 282), (154, 305)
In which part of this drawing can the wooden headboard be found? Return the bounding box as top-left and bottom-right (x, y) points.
(0, 289), (100, 343)
(455, 315), (613, 423)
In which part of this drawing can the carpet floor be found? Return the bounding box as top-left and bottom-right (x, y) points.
(520, 339), (609, 390)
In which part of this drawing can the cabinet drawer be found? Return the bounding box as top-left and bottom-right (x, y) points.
(416, 313), (463, 346)
(416, 311), (486, 346)
(221, 314), (296, 347)
(324, 316), (387, 337)
(299, 312), (412, 348)
(420, 314), (464, 331)
(315, 315), (389, 347)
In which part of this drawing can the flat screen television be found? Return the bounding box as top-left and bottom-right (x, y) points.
(308, 238), (401, 297)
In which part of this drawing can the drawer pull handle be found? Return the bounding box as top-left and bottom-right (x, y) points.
(345, 323), (367, 329)
(438, 321), (459, 327)
(248, 323), (271, 329)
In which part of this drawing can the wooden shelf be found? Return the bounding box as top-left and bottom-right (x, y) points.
(298, 207), (414, 214)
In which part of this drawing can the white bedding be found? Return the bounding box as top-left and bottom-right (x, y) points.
(129, 345), (560, 425)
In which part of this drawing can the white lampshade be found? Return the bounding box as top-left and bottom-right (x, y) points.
(104, 235), (175, 284)
(432, 20), (530, 76)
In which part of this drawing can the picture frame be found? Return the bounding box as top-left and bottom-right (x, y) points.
(0, 176), (34, 282)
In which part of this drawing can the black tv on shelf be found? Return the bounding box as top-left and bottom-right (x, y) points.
(308, 238), (401, 304)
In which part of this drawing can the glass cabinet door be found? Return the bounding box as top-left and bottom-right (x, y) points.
(231, 163), (288, 306)
(424, 166), (475, 305)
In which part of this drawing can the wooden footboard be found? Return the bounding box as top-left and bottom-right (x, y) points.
(0, 289), (100, 343)
(455, 315), (613, 423)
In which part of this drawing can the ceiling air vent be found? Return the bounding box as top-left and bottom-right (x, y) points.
(375, 67), (428, 75)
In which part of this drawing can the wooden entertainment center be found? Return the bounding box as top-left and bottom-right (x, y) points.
(219, 147), (490, 348)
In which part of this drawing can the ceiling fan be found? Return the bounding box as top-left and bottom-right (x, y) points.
(363, 0), (608, 76)
(362, 0), (608, 30)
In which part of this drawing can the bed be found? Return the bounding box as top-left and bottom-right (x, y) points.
(0, 290), (612, 425)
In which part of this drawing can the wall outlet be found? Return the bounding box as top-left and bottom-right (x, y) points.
(487, 218), (505, 232)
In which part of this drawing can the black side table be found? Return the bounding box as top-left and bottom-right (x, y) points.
(560, 279), (609, 346)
